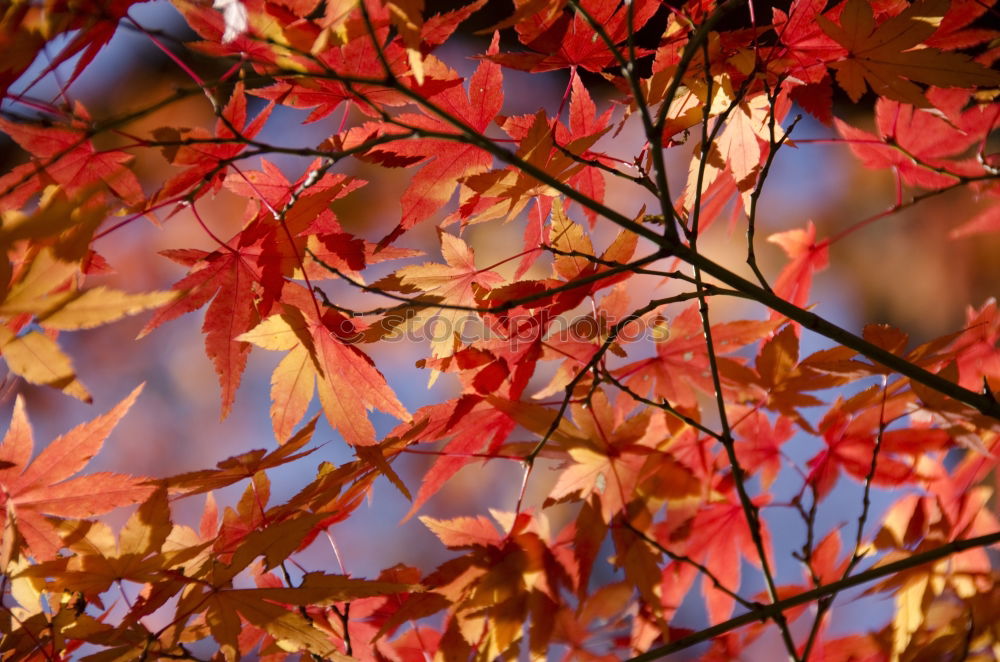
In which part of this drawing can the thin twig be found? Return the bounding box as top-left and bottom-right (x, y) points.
(622, 518), (758, 610)
(602, 368), (723, 441)
(746, 80), (801, 291)
(688, 37), (799, 661)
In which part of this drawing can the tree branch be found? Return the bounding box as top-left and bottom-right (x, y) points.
(626, 531), (1000, 661)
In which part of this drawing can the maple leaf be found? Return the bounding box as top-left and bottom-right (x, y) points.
(494, 77), (612, 222)
(139, 238), (261, 419)
(0, 105), (143, 207)
(836, 93), (992, 190)
(210, 472), (278, 558)
(294, 563), (432, 661)
(864, 489), (997, 661)
(32, 286), (178, 330)
(950, 196), (1000, 239)
(0, 385), (154, 560)
(178, 551), (421, 661)
(473, 72), (611, 230)
(543, 200), (638, 312)
(947, 299), (1000, 391)
(238, 304), (410, 446)
(716, 93), (782, 204)
(366, 36), (503, 244)
(0, 246), (178, 340)
(396, 231), (505, 360)
(669, 492), (773, 623)
(0, 180), (95, 249)
(0, 326), (92, 402)
(419, 510), (572, 659)
(310, 317), (411, 446)
(459, 110), (603, 224)
(20, 488), (205, 605)
(421, 514), (503, 549)
(752, 325), (854, 427)
(219, 159), (398, 284)
(7, 0), (143, 102)
(805, 409), (919, 500)
(419, 0), (489, 49)
(616, 305), (780, 411)
(267, 344), (316, 444)
(399, 395), (516, 520)
(487, 0), (659, 73)
(818, 0), (1000, 106)
(250, 35), (443, 124)
(767, 220), (829, 314)
(546, 391), (656, 523)
(152, 84), (273, 203)
(771, 0), (847, 87)
(926, 0), (1000, 50)
(733, 411), (794, 491)
(684, 90), (783, 215)
(141, 184), (379, 422)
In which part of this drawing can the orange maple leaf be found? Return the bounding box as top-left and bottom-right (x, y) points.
(238, 302), (410, 446)
(20, 488), (206, 601)
(396, 231), (505, 360)
(547, 392), (655, 523)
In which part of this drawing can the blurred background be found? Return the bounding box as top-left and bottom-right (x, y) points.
(1, 0), (998, 657)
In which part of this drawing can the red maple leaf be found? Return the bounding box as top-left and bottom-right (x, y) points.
(771, 0), (846, 84)
(487, 0), (659, 73)
(767, 220), (829, 314)
(0, 103), (143, 207)
(950, 299), (1000, 391)
(4, 0), (143, 101)
(835, 94), (991, 190)
(925, 0), (1000, 51)
(250, 2), (481, 122)
(671, 492), (773, 623)
(222, 159), (371, 280)
(400, 395), (516, 519)
(734, 411), (794, 491)
(617, 305), (779, 410)
(805, 409), (918, 501)
(0, 386), (154, 560)
(153, 84), (272, 203)
(365, 34), (504, 245)
(140, 236), (262, 419)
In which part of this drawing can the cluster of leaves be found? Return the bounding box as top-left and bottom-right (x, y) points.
(1, 0), (1000, 659)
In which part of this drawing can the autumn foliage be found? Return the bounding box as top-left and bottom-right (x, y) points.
(1, 0), (1000, 659)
